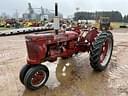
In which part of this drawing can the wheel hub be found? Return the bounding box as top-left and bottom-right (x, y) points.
(31, 70), (46, 87)
(100, 38), (112, 66)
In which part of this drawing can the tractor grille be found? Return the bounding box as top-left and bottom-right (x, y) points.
(26, 41), (40, 60)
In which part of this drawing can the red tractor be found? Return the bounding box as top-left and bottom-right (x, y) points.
(19, 3), (113, 90)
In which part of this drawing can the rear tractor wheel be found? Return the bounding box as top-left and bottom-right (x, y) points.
(90, 31), (113, 71)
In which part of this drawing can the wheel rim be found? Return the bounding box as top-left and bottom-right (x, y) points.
(31, 70), (47, 87)
(100, 38), (112, 66)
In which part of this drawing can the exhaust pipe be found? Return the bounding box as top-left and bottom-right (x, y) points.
(55, 3), (58, 16)
(54, 2), (60, 35)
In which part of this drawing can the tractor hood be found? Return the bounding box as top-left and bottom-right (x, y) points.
(25, 33), (54, 43)
(25, 31), (78, 44)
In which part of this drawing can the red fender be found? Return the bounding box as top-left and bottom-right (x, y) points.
(85, 28), (99, 43)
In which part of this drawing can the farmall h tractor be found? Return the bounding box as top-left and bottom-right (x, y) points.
(19, 3), (113, 90)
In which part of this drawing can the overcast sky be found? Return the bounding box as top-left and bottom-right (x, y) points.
(0, 0), (128, 17)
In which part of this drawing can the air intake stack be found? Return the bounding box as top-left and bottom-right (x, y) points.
(54, 3), (60, 35)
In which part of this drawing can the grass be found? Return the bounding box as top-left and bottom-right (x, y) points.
(111, 22), (128, 29)
(0, 27), (14, 31)
(95, 22), (128, 29)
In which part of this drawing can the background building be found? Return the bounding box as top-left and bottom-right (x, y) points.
(74, 11), (123, 22)
(23, 3), (63, 21)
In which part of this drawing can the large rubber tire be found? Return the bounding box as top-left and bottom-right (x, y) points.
(90, 31), (113, 72)
(19, 64), (31, 84)
(24, 65), (49, 90)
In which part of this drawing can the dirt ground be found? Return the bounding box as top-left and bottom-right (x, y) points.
(0, 29), (128, 96)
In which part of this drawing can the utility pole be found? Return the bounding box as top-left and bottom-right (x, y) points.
(15, 9), (19, 19)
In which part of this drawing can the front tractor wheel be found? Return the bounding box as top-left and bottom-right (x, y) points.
(19, 64), (31, 84)
(24, 65), (49, 90)
(90, 31), (113, 72)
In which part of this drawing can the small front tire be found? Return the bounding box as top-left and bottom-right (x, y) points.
(24, 65), (49, 90)
(19, 64), (31, 84)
